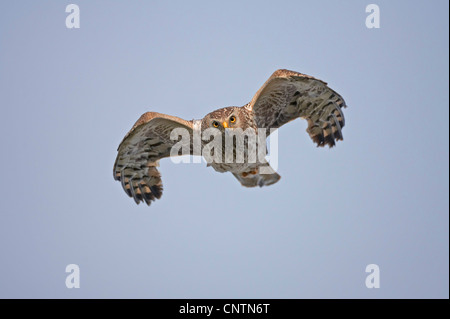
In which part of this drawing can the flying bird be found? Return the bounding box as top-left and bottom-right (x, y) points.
(113, 69), (347, 205)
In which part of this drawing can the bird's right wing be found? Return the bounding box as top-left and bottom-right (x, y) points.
(113, 112), (195, 206)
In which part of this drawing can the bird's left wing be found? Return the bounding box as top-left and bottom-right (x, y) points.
(247, 69), (348, 147)
(113, 112), (195, 205)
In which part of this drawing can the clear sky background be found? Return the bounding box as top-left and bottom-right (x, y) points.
(0, 1), (448, 298)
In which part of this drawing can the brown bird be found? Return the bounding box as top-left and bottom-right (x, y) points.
(113, 69), (347, 205)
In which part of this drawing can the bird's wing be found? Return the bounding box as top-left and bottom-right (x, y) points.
(246, 69), (347, 147)
(113, 112), (195, 206)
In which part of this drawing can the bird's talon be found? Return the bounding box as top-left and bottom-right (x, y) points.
(241, 169), (258, 178)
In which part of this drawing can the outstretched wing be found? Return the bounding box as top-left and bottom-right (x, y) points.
(113, 112), (194, 206)
(247, 69), (347, 147)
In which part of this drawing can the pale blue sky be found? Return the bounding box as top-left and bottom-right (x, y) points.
(0, 1), (448, 298)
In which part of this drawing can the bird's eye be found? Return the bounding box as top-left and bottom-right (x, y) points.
(212, 121), (219, 128)
(230, 116), (236, 123)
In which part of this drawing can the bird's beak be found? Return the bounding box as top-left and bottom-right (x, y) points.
(222, 121), (228, 128)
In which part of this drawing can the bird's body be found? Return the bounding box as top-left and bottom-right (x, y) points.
(113, 69), (347, 206)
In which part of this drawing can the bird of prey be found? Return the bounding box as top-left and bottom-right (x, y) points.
(113, 69), (347, 206)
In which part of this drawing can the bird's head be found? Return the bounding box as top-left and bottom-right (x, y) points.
(201, 106), (243, 132)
